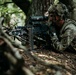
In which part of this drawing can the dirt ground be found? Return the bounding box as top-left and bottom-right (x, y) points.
(20, 47), (76, 75)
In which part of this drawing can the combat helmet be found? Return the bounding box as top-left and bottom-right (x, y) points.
(48, 3), (69, 19)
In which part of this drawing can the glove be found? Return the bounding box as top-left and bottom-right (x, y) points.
(49, 26), (58, 46)
(49, 25), (56, 37)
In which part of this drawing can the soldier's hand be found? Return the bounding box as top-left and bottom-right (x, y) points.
(49, 25), (56, 37)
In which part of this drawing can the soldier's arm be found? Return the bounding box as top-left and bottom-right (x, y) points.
(51, 25), (76, 52)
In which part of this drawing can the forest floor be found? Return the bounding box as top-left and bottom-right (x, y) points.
(20, 46), (76, 75)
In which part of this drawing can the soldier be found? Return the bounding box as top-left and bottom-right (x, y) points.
(47, 3), (76, 52)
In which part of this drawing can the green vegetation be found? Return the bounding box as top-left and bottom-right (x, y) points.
(0, 0), (26, 28)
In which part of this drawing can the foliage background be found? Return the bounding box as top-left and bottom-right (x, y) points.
(0, 0), (26, 28)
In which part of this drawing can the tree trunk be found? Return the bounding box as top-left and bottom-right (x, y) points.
(30, 0), (53, 16)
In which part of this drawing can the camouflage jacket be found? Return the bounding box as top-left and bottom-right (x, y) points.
(51, 19), (76, 52)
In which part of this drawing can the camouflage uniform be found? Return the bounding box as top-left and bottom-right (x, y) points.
(70, 0), (76, 21)
(48, 3), (76, 52)
(51, 19), (76, 52)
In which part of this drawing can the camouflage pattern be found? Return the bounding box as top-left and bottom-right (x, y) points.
(48, 3), (69, 19)
(51, 19), (76, 52)
(72, 0), (76, 21)
(59, 0), (76, 21)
